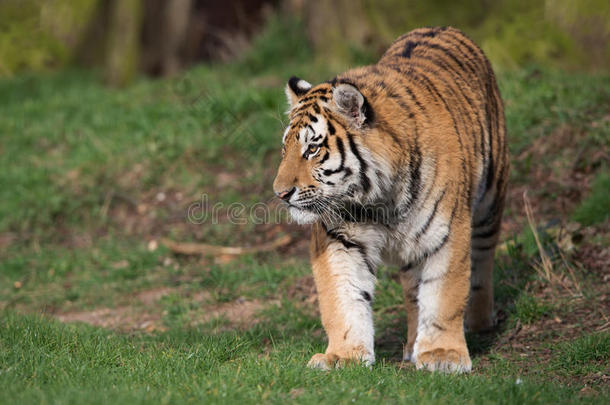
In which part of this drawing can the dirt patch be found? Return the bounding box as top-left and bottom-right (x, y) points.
(286, 275), (317, 306)
(196, 298), (272, 326)
(57, 307), (165, 332)
(136, 287), (176, 306)
(55, 287), (178, 332)
(54, 287), (273, 332)
(0, 233), (16, 250)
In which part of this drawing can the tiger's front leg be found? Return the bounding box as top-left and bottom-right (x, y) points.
(307, 223), (378, 370)
(412, 217), (472, 373)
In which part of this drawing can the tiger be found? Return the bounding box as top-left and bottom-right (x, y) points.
(273, 26), (508, 373)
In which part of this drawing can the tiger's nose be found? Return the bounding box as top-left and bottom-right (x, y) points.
(276, 187), (296, 201)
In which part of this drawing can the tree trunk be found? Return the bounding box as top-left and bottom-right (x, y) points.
(302, 0), (372, 65)
(104, 0), (142, 87)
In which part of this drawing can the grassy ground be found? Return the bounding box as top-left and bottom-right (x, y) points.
(1, 19), (609, 404)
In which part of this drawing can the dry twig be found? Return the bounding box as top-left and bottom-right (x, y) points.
(523, 192), (582, 296)
(161, 235), (291, 256)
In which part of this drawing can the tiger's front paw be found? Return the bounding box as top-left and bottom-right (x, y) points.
(415, 347), (472, 373)
(307, 348), (374, 370)
(307, 353), (337, 371)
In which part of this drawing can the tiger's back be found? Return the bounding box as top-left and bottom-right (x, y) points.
(273, 26), (508, 373)
(380, 26), (508, 209)
(340, 26), (508, 217)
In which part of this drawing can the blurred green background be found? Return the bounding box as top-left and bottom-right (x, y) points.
(1, 0), (609, 81)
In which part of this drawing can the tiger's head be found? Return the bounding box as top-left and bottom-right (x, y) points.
(273, 76), (375, 224)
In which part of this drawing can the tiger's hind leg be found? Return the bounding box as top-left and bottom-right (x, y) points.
(465, 245), (496, 332)
(399, 263), (423, 362)
(466, 196), (505, 332)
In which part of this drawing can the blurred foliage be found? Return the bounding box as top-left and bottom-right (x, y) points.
(0, 0), (99, 76)
(235, 15), (312, 76)
(359, 0), (610, 71)
(0, 0), (609, 76)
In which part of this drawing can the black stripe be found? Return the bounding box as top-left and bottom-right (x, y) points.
(322, 137), (345, 176)
(306, 88), (328, 96)
(439, 30), (488, 74)
(416, 41), (478, 78)
(416, 163), (438, 212)
(472, 243), (496, 251)
(422, 232), (449, 259)
(473, 199), (501, 228)
(407, 137), (422, 210)
(448, 306), (465, 321)
(472, 222), (501, 239)
(300, 94), (329, 104)
(400, 262), (416, 272)
(325, 227), (359, 249)
(420, 27), (440, 38)
(413, 188), (447, 239)
(346, 132), (371, 193)
(361, 291), (372, 302)
(377, 65), (428, 115)
(323, 225), (375, 275)
(401, 41), (418, 58)
(403, 85), (427, 115)
(377, 120), (402, 147)
(373, 79), (387, 89)
(297, 96), (316, 104)
(432, 322), (446, 331)
(386, 87), (415, 113)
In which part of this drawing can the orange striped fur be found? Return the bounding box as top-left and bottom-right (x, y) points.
(273, 27), (509, 373)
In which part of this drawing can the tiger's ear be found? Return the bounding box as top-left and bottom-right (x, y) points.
(285, 76), (312, 107)
(332, 83), (366, 128)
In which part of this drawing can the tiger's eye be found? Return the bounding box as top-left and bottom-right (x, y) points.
(308, 144), (319, 154)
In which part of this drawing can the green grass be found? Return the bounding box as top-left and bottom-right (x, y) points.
(552, 332), (610, 378)
(0, 311), (599, 405)
(1, 17), (609, 404)
(573, 170), (610, 226)
(514, 293), (553, 324)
